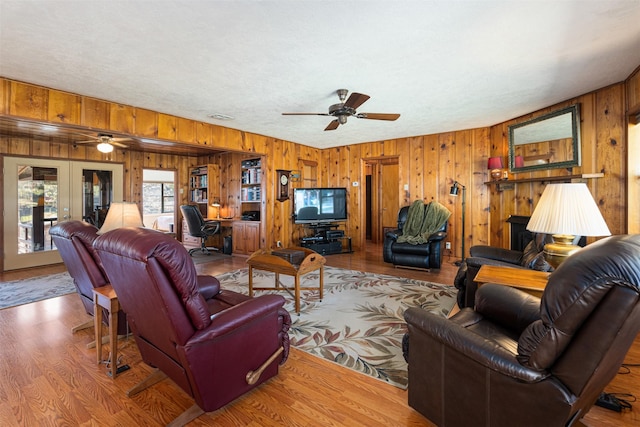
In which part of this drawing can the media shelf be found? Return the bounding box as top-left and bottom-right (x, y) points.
(299, 223), (352, 255)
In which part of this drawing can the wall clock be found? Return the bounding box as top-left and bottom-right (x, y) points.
(276, 169), (290, 202)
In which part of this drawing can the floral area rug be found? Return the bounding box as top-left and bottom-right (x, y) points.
(0, 272), (76, 309)
(218, 266), (456, 389)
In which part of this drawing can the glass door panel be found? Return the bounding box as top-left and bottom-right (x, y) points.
(4, 158), (124, 270)
(4, 158), (70, 269)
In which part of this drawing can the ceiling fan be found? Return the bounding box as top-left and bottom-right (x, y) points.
(75, 133), (130, 153)
(282, 89), (400, 131)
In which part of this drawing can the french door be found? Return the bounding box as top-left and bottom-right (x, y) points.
(3, 157), (123, 270)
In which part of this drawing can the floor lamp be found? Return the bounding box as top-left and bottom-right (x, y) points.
(449, 181), (466, 266)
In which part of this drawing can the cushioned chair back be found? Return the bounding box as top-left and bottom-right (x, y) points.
(94, 228), (212, 365)
(181, 204), (207, 238)
(297, 206), (318, 221)
(518, 235), (640, 399)
(397, 205), (447, 233)
(50, 220), (108, 315)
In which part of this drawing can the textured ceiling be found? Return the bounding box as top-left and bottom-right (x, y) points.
(1, 1), (639, 149)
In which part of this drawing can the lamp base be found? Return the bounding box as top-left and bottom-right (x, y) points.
(490, 169), (502, 181)
(543, 234), (582, 268)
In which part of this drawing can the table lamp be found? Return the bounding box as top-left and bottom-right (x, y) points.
(488, 157), (503, 181)
(211, 201), (221, 219)
(97, 202), (144, 235)
(526, 183), (610, 268)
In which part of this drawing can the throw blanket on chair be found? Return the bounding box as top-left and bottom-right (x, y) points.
(397, 200), (451, 244)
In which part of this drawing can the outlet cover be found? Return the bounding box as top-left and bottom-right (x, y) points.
(445, 242), (451, 250)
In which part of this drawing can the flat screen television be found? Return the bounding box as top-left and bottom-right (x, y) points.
(293, 187), (347, 224)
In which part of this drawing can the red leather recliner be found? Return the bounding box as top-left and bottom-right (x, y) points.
(50, 220), (128, 336)
(93, 227), (291, 426)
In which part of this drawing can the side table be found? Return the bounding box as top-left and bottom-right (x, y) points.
(93, 284), (126, 378)
(474, 264), (551, 298)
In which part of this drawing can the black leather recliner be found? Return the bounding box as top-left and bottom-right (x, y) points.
(404, 234), (640, 427)
(454, 233), (554, 308)
(383, 205), (448, 269)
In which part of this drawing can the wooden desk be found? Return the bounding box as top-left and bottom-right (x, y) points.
(247, 247), (325, 315)
(474, 264), (551, 298)
(93, 285), (121, 378)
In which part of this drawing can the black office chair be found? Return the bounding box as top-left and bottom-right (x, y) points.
(180, 205), (220, 256)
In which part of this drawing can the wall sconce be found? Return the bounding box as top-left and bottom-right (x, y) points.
(487, 157), (503, 181)
(97, 202), (144, 235)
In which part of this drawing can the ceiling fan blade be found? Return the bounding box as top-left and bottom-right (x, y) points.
(324, 120), (339, 131)
(110, 137), (131, 142)
(282, 113), (330, 116)
(344, 92), (370, 110)
(111, 142), (128, 148)
(357, 113), (400, 121)
(75, 140), (94, 144)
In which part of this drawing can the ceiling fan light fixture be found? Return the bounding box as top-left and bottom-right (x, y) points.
(96, 142), (114, 153)
(338, 115), (348, 125)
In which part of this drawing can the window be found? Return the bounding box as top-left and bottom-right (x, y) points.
(142, 182), (174, 214)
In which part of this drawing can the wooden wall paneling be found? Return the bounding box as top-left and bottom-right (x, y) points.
(195, 122), (211, 146)
(109, 104), (135, 134)
(157, 113), (177, 140)
(47, 90), (80, 124)
(595, 85), (626, 235)
(81, 97), (110, 129)
(135, 108), (158, 137)
(348, 144), (362, 248)
(0, 78), (8, 114)
(422, 134), (439, 201)
(221, 127), (245, 151)
(437, 132), (457, 257)
(31, 140), (50, 157)
(455, 130), (476, 258)
(9, 81), (47, 120)
(627, 65), (640, 113)
(407, 136), (423, 205)
(176, 117), (196, 144)
(470, 128), (491, 248)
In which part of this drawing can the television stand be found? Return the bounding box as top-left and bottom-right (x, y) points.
(299, 223), (352, 255)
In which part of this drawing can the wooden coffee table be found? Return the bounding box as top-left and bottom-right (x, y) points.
(474, 264), (551, 298)
(246, 246), (325, 315)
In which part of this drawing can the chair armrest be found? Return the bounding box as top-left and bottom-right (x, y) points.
(404, 307), (548, 383)
(385, 229), (401, 241)
(196, 275), (221, 300)
(201, 221), (220, 234)
(474, 283), (541, 335)
(426, 231), (447, 242)
(189, 294), (286, 344)
(469, 245), (523, 265)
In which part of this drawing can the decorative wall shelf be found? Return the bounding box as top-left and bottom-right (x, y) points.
(485, 173), (604, 191)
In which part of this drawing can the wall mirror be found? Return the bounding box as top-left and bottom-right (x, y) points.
(508, 104), (581, 172)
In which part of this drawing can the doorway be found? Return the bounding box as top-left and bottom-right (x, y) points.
(364, 157), (399, 244)
(3, 157), (123, 270)
(142, 169), (176, 232)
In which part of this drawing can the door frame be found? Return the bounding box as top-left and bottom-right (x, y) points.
(3, 156), (123, 271)
(360, 156), (400, 245)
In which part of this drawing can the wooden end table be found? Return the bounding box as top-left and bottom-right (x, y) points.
(247, 246), (325, 315)
(93, 284), (121, 378)
(474, 264), (551, 298)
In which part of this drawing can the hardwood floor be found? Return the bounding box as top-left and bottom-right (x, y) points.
(0, 244), (638, 426)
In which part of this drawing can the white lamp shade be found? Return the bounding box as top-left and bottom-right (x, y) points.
(526, 183), (611, 237)
(97, 202), (144, 234)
